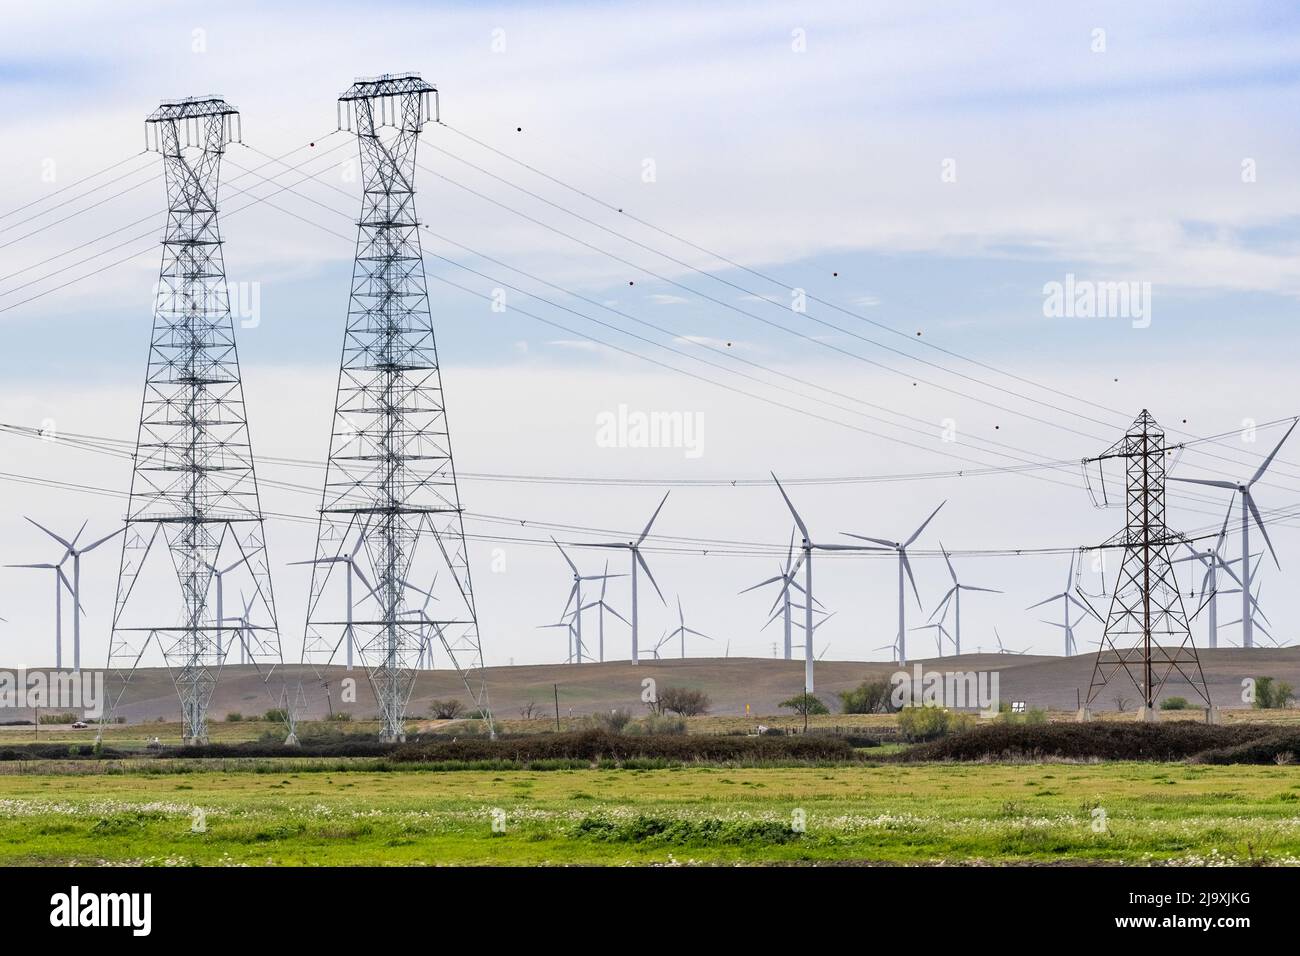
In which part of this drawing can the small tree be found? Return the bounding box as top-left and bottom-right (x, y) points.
(839, 680), (896, 714)
(658, 687), (711, 717)
(1160, 696), (1189, 711)
(779, 693), (829, 717)
(429, 699), (466, 720)
(1253, 676), (1295, 710)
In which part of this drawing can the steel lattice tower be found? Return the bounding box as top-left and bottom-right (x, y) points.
(106, 96), (282, 743)
(302, 75), (492, 741)
(1084, 410), (1211, 714)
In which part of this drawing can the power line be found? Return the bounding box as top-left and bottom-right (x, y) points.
(432, 122), (1300, 484)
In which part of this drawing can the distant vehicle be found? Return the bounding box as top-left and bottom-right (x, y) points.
(70, 721), (88, 730)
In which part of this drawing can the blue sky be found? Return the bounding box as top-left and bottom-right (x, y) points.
(1, 0), (1300, 678)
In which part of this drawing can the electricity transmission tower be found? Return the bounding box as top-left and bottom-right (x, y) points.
(302, 74), (492, 741)
(107, 97), (282, 743)
(1082, 410), (1211, 717)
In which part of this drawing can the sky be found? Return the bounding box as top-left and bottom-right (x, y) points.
(2, 0), (1300, 676)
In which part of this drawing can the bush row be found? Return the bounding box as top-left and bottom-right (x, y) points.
(391, 729), (855, 763)
(895, 721), (1276, 762)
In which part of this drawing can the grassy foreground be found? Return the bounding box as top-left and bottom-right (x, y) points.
(2, 761), (1300, 865)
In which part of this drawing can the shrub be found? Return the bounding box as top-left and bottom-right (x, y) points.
(1252, 677), (1295, 710)
(37, 713), (77, 725)
(896, 706), (971, 742)
(324, 712), (352, 722)
(587, 709), (634, 733)
(1160, 697), (1189, 711)
(1193, 731), (1300, 765)
(624, 715), (687, 736)
(779, 693), (829, 716)
(225, 712), (244, 722)
(839, 680), (896, 715)
(428, 699), (466, 720)
(996, 702), (1048, 725)
(263, 709), (287, 723)
(657, 687), (711, 717)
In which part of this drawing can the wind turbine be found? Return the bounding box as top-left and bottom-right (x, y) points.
(580, 561), (629, 663)
(290, 534), (373, 670)
(929, 542), (1001, 655)
(841, 501), (946, 666)
(1169, 418), (1298, 648)
(1027, 552), (1099, 655)
(6, 558), (73, 668)
(1221, 562), (1273, 645)
(202, 553), (252, 662)
(397, 574), (441, 669)
(911, 621), (952, 657)
(993, 627), (1028, 655)
(537, 617), (579, 663)
(772, 474), (881, 692)
(12, 518), (120, 671)
(667, 596), (712, 658)
(553, 538), (623, 665)
(740, 528), (816, 660)
(1172, 501), (1246, 649)
(222, 592), (266, 666)
(638, 630), (672, 661)
(584, 492), (669, 664)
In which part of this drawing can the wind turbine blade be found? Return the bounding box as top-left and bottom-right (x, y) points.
(1250, 418), (1299, 486)
(842, 533), (896, 548)
(1215, 494), (1236, 553)
(7, 562), (57, 569)
(770, 474), (809, 541)
(1245, 493), (1280, 569)
(551, 537), (579, 575)
(1025, 594), (1066, 611)
(638, 491), (671, 545)
(905, 500), (946, 547)
(901, 551), (922, 608)
(940, 542), (957, 586)
(1167, 477), (1238, 490)
(739, 574), (785, 595)
(82, 527), (125, 553)
(636, 550), (666, 604)
(603, 603), (630, 626)
(963, 585), (1002, 594)
(685, 628), (712, 640)
(928, 587), (956, 622)
(24, 517), (73, 551)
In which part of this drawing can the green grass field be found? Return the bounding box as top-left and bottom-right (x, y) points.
(2, 761), (1299, 865)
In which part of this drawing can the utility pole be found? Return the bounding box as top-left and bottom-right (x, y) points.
(1081, 410), (1211, 720)
(302, 75), (492, 741)
(106, 96), (281, 744)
